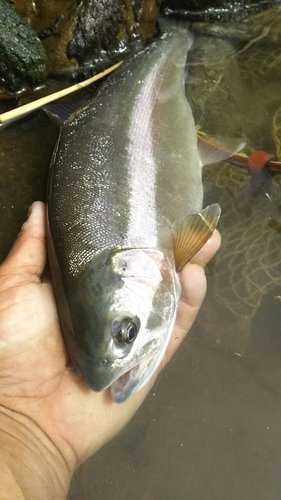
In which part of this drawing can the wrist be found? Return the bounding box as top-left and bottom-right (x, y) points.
(0, 405), (71, 500)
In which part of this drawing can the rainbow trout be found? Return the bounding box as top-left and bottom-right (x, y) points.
(47, 28), (221, 403)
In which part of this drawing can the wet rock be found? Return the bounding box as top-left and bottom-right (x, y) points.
(160, 0), (281, 22)
(68, 0), (161, 71)
(13, 0), (79, 75)
(13, 0), (161, 77)
(0, 0), (48, 93)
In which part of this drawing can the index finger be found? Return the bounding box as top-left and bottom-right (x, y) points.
(190, 229), (221, 267)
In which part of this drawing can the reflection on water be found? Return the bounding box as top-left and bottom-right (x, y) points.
(1, 8), (281, 500)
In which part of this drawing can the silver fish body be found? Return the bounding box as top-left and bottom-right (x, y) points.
(47, 28), (213, 402)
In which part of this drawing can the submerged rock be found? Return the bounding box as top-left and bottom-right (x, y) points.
(192, 6), (281, 45)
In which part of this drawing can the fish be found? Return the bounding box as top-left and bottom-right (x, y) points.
(47, 28), (238, 403)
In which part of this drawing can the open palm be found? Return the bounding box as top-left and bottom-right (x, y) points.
(0, 201), (220, 471)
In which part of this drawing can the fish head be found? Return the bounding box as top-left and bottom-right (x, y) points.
(65, 248), (181, 403)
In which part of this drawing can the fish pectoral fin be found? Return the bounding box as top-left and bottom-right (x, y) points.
(198, 135), (246, 166)
(173, 203), (221, 272)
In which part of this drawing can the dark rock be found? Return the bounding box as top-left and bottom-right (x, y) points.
(0, 0), (48, 92)
(160, 0), (281, 22)
(68, 0), (162, 72)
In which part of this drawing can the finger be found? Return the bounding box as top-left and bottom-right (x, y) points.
(0, 202), (46, 283)
(161, 231), (221, 367)
(162, 263), (206, 365)
(178, 262), (207, 311)
(106, 232), (222, 406)
(190, 229), (221, 267)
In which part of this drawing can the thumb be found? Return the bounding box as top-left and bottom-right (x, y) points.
(0, 201), (47, 285)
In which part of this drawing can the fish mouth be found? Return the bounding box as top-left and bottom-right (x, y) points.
(110, 339), (162, 403)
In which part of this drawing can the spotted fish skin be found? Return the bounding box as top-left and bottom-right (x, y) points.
(47, 28), (210, 403)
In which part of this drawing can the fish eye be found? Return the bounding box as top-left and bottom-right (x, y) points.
(111, 316), (140, 345)
(123, 320), (138, 342)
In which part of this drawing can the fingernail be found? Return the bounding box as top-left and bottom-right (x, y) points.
(20, 203), (35, 232)
(27, 204), (33, 218)
(26, 202), (39, 222)
(27, 203), (33, 218)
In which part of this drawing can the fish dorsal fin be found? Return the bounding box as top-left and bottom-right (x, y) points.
(43, 102), (81, 126)
(173, 203), (221, 272)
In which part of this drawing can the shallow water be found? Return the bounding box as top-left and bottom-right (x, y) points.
(0, 107), (58, 261)
(1, 9), (281, 500)
(69, 11), (281, 499)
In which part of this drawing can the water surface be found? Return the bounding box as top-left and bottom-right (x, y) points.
(70, 10), (281, 499)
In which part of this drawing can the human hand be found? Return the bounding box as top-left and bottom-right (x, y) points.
(0, 201), (220, 497)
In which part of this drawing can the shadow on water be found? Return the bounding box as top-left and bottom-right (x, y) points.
(0, 108), (58, 262)
(1, 8), (281, 500)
